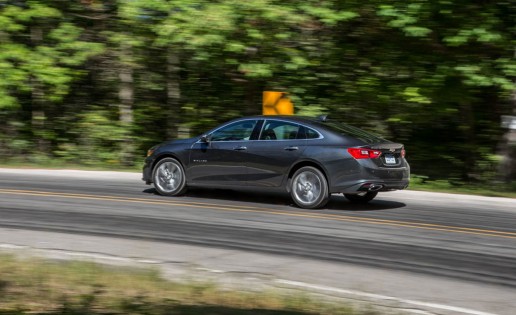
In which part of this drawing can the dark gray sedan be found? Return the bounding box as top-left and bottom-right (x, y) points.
(143, 115), (410, 209)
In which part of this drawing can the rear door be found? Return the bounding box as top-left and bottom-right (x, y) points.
(246, 119), (306, 187)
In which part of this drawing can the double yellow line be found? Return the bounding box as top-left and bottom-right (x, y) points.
(1, 188), (515, 239)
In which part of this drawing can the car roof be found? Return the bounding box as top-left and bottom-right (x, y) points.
(235, 115), (322, 124)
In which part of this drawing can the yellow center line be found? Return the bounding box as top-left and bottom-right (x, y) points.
(1, 188), (515, 239)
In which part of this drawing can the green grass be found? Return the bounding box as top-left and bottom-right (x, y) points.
(0, 254), (380, 315)
(408, 175), (516, 198)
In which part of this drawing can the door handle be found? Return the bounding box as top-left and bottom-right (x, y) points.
(233, 146), (247, 151)
(284, 146), (299, 151)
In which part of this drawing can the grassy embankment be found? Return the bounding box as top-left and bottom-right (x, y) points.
(408, 175), (516, 198)
(0, 254), (381, 315)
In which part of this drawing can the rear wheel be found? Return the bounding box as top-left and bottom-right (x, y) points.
(153, 157), (187, 196)
(290, 166), (329, 209)
(344, 191), (377, 203)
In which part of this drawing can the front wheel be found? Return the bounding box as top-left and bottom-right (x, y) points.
(290, 166), (329, 209)
(344, 191), (377, 203)
(152, 157), (187, 196)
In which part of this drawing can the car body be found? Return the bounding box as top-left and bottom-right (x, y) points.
(143, 115), (410, 208)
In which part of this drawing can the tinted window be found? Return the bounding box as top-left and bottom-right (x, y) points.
(210, 120), (258, 141)
(318, 121), (385, 144)
(260, 120), (301, 140)
(297, 126), (320, 139)
(305, 127), (320, 139)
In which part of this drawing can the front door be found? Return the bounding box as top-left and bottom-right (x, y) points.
(187, 119), (259, 186)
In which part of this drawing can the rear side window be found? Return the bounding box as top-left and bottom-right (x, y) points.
(297, 126), (321, 139)
(305, 127), (320, 139)
(260, 120), (301, 140)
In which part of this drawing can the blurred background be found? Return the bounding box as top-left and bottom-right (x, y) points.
(0, 0), (515, 187)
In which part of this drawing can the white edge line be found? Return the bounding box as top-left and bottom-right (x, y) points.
(275, 279), (500, 315)
(0, 244), (162, 264)
(0, 244), (28, 250)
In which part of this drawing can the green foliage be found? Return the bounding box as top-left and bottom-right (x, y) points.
(55, 110), (126, 165)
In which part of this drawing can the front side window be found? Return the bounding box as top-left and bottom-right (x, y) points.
(210, 120), (258, 141)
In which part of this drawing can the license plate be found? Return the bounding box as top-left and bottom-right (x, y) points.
(385, 155), (396, 164)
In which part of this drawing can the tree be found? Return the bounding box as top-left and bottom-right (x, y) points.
(1, 0), (514, 184)
(0, 1), (103, 157)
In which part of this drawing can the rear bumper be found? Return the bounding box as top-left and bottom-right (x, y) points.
(329, 163), (410, 194)
(332, 179), (409, 194)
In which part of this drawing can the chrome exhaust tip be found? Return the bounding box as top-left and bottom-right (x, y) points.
(368, 184), (384, 192)
(358, 183), (384, 192)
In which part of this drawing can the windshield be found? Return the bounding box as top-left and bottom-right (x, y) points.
(317, 121), (386, 144)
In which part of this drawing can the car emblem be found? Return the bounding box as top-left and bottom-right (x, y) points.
(389, 148), (395, 152)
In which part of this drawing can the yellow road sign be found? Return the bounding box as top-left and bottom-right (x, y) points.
(263, 91), (293, 115)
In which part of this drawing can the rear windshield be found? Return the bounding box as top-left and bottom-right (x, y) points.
(317, 121), (386, 144)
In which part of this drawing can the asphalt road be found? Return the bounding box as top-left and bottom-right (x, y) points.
(1, 168), (516, 315)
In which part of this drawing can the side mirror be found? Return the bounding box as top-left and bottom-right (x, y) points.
(200, 135), (210, 143)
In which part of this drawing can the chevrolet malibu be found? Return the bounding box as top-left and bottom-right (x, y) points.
(143, 115), (410, 209)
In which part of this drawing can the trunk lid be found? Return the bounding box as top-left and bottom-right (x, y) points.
(370, 142), (405, 167)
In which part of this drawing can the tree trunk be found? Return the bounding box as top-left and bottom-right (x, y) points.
(30, 25), (49, 155)
(118, 41), (134, 166)
(512, 89), (516, 181)
(460, 100), (476, 181)
(166, 49), (181, 139)
(498, 49), (516, 183)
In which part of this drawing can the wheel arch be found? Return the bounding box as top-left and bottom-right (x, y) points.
(286, 160), (329, 193)
(152, 153), (186, 175)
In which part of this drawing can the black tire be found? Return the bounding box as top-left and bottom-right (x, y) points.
(290, 166), (329, 209)
(152, 157), (187, 196)
(344, 191), (378, 203)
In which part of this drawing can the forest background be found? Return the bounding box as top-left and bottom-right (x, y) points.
(0, 0), (515, 186)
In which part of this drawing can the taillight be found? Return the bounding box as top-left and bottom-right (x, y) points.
(347, 147), (382, 159)
(401, 148), (406, 158)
